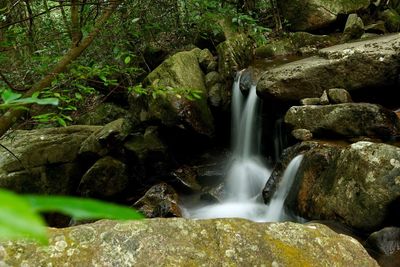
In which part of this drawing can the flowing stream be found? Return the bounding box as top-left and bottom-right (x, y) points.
(182, 72), (303, 222)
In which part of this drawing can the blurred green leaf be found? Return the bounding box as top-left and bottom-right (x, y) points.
(124, 56), (131, 64)
(0, 189), (47, 245)
(25, 196), (144, 220)
(1, 90), (22, 103)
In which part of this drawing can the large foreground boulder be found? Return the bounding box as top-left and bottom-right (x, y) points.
(279, 0), (370, 31)
(0, 218), (378, 266)
(0, 126), (100, 194)
(285, 141), (400, 232)
(257, 34), (400, 102)
(285, 103), (400, 139)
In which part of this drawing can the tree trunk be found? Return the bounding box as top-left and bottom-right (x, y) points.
(71, 0), (82, 47)
(0, 0), (121, 138)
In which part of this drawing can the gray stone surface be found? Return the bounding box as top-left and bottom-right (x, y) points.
(0, 218), (378, 266)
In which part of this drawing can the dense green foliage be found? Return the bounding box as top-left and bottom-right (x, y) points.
(0, 0), (274, 127)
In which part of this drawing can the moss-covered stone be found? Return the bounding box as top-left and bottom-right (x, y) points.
(257, 34), (400, 102)
(0, 126), (99, 194)
(382, 9), (400, 32)
(133, 48), (215, 137)
(342, 13), (365, 42)
(288, 141), (400, 231)
(216, 34), (254, 79)
(78, 156), (128, 198)
(0, 219), (378, 266)
(279, 0), (370, 31)
(284, 103), (400, 139)
(256, 32), (336, 58)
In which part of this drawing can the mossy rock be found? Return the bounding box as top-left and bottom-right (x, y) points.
(0, 219), (378, 266)
(133, 48), (215, 137)
(279, 0), (370, 31)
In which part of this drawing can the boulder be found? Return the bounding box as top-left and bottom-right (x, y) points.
(216, 34), (254, 79)
(257, 34), (400, 102)
(0, 219), (378, 266)
(255, 32), (336, 58)
(79, 118), (132, 157)
(327, 88), (353, 103)
(342, 14), (365, 42)
(197, 48), (215, 73)
(279, 0), (370, 31)
(382, 9), (400, 33)
(133, 183), (181, 218)
(130, 48), (215, 137)
(0, 126), (99, 194)
(284, 103), (400, 139)
(78, 156), (129, 198)
(366, 227), (400, 255)
(286, 141), (400, 231)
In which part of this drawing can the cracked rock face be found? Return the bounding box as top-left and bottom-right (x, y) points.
(0, 218), (378, 266)
(278, 0), (370, 31)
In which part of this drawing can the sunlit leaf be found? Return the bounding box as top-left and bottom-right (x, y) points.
(124, 56), (131, 64)
(0, 189), (47, 244)
(24, 196), (144, 220)
(57, 117), (67, 127)
(1, 90), (21, 104)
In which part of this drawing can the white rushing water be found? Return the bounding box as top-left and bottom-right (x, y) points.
(182, 72), (303, 222)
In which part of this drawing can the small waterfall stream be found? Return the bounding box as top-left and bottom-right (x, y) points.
(182, 72), (303, 222)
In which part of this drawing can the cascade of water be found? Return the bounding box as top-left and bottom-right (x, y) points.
(265, 155), (304, 221)
(182, 71), (303, 222)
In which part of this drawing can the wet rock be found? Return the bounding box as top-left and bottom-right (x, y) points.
(170, 165), (201, 191)
(284, 103), (400, 139)
(124, 126), (166, 161)
(257, 34), (400, 102)
(131, 48), (215, 137)
(327, 88), (353, 103)
(365, 21), (387, 34)
(255, 32), (336, 58)
(343, 14), (365, 42)
(287, 141), (400, 231)
(204, 71), (221, 88)
(216, 34), (254, 80)
(208, 83), (224, 107)
(279, 0), (370, 31)
(79, 118), (132, 157)
(263, 142), (319, 203)
(0, 126), (99, 194)
(292, 129), (313, 141)
(198, 48), (215, 72)
(319, 90), (329, 105)
(382, 9), (400, 32)
(0, 219), (378, 266)
(366, 227), (400, 255)
(75, 103), (130, 126)
(300, 98), (321, 105)
(78, 156), (128, 198)
(133, 183), (181, 218)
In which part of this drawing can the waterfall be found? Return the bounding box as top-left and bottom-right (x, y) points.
(264, 155), (304, 221)
(182, 72), (303, 222)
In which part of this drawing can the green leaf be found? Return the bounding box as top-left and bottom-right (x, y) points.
(1, 90), (22, 104)
(124, 56), (131, 64)
(57, 117), (67, 127)
(24, 196), (144, 220)
(0, 189), (47, 244)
